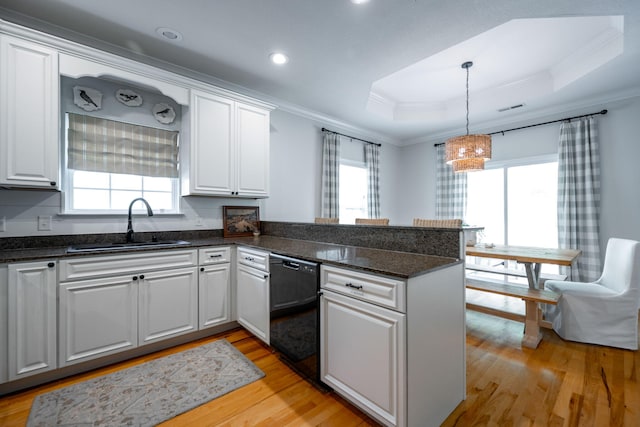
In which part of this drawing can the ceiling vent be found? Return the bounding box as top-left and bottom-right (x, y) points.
(498, 103), (525, 112)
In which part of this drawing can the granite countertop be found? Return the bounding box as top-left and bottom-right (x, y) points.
(0, 235), (460, 279)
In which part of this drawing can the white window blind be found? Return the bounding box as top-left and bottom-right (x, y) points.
(67, 113), (179, 178)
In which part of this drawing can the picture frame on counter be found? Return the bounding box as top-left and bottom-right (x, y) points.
(223, 206), (260, 237)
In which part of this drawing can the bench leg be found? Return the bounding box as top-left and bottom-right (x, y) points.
(522, 300), (543, 348)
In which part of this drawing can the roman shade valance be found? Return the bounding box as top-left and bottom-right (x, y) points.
(67, 113), (179, 178)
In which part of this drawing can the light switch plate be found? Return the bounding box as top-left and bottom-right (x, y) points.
(38, 215), (52, 231)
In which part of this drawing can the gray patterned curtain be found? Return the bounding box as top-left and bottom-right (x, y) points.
(435, 144), (467, 219)
(557, 117), (601, 281)
(321, 132), (340, 218)
(364, 143), (380, 218)
(67, 113), (179, 178)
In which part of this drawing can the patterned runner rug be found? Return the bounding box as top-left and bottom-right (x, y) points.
(27, 339), (264, 426)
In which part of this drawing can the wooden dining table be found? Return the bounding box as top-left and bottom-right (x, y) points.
(465, 244), (581, 348)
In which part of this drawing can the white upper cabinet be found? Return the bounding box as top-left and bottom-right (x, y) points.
(184, 89), (271, 198)
(0, 35), (59, 189)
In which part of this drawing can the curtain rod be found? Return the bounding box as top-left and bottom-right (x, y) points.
(434, 109), (608, 146)
(322, 127), (381, 147)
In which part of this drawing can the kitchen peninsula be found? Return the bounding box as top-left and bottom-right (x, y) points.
(1, 222), (465, 427)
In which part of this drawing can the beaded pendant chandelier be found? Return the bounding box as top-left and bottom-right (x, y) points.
(445, 61), (491, 173)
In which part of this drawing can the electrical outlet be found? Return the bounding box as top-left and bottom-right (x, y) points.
(0, 216), (5, 232)
(38, 215), (52, 231)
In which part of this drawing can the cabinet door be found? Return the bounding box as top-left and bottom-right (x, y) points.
(59, 275), (137, 367)
(199, 264), (231, 329)
(8, 261), (57, 380)
(235, 103), (269, 197)
(0, 266), (7, 384)
(320, 290), (406, 427)
(189, 90), (234, 195)
(139, 267), (198, 345)
(236, 264), (269, 344)
(0, 35), (59, 188)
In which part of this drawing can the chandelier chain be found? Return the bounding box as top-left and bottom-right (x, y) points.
(465, 64), (470, 136)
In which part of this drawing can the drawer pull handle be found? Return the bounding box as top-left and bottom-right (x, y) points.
(209, 254), (222, 258)
(245, 256), (254, 261)
(345, 282), (363, 290)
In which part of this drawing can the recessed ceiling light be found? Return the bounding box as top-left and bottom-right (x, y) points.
(270, 52), (289, 65)
(351, 0), (370, 4)
(156, 27), (183, 42)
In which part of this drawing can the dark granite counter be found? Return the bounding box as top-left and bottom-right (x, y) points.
(231, 236), (459, 278)
(0, 233), (460, 279)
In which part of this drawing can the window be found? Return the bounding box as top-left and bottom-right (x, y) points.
(65, 170), (178, 213)
(63, 113), (180, 214)
(339, 162), (368, 224)
(465, 156), (558, 247)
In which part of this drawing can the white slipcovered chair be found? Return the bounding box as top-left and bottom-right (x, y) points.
(544, 238), (640, 350)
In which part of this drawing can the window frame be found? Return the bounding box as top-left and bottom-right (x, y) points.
(468, 154), (558, 245)
(61, 114), (181, 215)
(338, 159), (368, 224)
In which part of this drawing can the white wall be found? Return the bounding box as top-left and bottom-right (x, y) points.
(263, 109), (400, 223)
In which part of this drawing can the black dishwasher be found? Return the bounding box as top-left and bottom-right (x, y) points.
(269, 254), (324, 388)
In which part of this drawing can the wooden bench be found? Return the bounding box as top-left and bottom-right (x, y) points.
(466, 263), (567, 284)
(465, 276), (561, 348)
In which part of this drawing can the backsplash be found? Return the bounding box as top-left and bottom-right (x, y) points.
(262, 221), (461, 259)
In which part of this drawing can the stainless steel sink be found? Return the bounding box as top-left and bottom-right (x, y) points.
(67, 240), (191, 253)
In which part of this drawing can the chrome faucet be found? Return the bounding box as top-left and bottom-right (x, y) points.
(126, 197), (154, 243)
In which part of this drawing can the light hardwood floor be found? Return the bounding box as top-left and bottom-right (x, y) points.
(1, 306), (639, 426)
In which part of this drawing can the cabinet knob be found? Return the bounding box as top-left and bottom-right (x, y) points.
(50, 181), (56, 186)
(200, 267), (205, 272)
(139, 274), (145, 280)
(132, 276), (138, 281)
(47, 262), (55, 268)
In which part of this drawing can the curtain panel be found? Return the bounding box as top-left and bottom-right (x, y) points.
(435, 144), (467, 219)
(557, 117), (601, 281)
(67, 113), (179, 178)
(364, 143), (381, 218)
(321, 132), (340, 218)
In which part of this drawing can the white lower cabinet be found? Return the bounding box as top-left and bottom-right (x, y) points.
(199, 264), (231, 329)
(321, 289), (406, 426)
(139, 267), (198, 345)
(7, 261), (57, 380)
(59, 274), (137, 366)
(236, 247), (269, 344)
(198, 247), (231, 329)
(320, 263), (466, 427)
(58, 250), (198, 366)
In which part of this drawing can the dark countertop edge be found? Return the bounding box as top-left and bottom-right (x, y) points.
(0, 235), (461, 279)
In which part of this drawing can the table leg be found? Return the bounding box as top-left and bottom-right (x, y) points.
(523, 262), (541, 289)
(522, 300), (543, 348)
(521, 262), (543, 348)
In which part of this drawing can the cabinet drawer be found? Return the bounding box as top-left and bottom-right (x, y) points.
(199, 247), (231, 265)
(59, 249), (197, 281)
(237, 247), (269, 272)
(321, 265), (406, 312)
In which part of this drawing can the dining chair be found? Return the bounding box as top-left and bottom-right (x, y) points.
(412, 218), (462, 228)
(355, 218), (389, 225)
(315, 217), (339, 224)
(544, 238), (640, 350)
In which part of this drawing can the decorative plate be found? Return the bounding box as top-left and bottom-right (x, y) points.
(115, 89), (143, 106)
(152, 103), (176, 124)
(73, 86), (102, 111)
